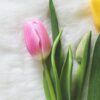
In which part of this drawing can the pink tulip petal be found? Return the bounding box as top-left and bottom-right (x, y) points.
(32, 19), (51, 58)
(23, 19), (51, 60)
(24, 21), (42, 58)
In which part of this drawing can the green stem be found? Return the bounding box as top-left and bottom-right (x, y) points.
(42, 60), (56, 100)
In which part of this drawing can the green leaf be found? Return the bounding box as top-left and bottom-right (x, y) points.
(87, 35), (100, 100)
(49, 0), (59, 41)
(60, 46), (73, 100)
(51, 31), (62, 100)
(49, 0), (64, 77)
(43, 61), (56, 100)
(45, 54), (56, 95)
(73, 31), (91, 100)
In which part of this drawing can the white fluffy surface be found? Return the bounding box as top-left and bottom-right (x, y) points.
(0, 0), (98, 100)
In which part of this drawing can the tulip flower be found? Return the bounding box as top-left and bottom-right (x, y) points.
(89, 0), (100, 31)
(23, 19), (51, 60)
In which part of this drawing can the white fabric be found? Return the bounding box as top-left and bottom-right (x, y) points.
(0, 0), (98, 100)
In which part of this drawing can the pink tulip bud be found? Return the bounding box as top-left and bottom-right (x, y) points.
(23, 19), (51, 60)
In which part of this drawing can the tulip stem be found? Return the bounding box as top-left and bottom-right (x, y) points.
(42, 60), (56, 100)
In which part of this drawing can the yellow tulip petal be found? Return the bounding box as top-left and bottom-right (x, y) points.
(90, 0), (100, 31)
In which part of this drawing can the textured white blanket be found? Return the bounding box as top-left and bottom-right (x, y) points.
(0, 0), (97, 100)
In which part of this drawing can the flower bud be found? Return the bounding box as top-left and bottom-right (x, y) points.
(24, 19), (51, 60)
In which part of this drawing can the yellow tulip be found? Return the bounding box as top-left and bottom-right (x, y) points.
(90, 0), (100, 31)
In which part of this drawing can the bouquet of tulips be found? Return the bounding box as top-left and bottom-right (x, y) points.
(23, 0), (100, 100)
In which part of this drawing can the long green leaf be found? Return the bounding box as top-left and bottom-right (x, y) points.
(49, 0), (59, 41)
(51, 31), (62, 100)
(45, 55), (56, 95)
(73, 32), (91, 100)
(43, 61), (56, 100)
(60, 46), (73, 100)
(49, 0), (64, 77)
(87, 35), (100, 100)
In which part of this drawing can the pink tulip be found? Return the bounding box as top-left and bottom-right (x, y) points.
(23, 19), (51, 60)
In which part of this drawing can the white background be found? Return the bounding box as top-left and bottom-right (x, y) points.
(0, 0), (98, 100)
